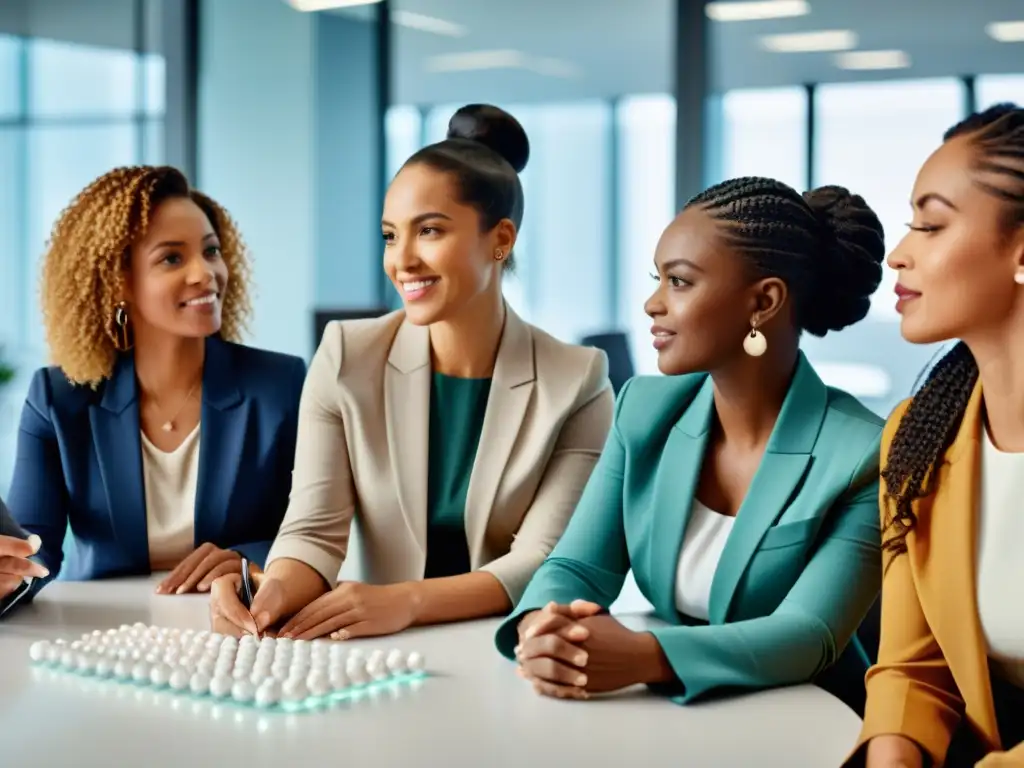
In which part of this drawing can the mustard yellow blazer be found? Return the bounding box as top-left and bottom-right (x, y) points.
(850, 384), (1022, 767)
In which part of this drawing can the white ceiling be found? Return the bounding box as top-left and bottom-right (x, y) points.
(371, 0), (1024, 105)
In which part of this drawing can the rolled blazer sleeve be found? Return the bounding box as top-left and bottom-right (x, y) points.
(264, 324), (355, 587)
(479, 350), (614, 605)
(846, 401), (964, 767)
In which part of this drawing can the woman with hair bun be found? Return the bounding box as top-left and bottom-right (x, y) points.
(5, 166), (307, 603)
(497, 177), (887, 710)
(209, 104), (613, 640)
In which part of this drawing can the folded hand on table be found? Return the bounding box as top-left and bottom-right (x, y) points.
(515, 599), (672, 700)
(0, 533), (48, 599)
(156, 542), (248, 595)
(274, 581), (419, 641)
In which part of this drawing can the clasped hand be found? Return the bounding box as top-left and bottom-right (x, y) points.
(515, 599), (660, 700)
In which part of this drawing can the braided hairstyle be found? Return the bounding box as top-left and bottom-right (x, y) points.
(881, 103), (1024, 558)
(686, 176), (885, 336)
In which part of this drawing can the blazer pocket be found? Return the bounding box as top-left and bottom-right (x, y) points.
(758, 517), (820, 552)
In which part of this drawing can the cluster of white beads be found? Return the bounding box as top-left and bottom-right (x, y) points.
(28, 624), (426, 709)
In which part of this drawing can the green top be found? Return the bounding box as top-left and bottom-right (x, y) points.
(424, 372), (492, 579)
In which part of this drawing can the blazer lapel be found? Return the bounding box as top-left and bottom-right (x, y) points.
(193, 337), (246, 546)
(707, 353), (820, 624)
(914, 383), (999, 746)
(90, 353), (148, 570)
(465, 307), (535, 565)
(384, 319), (431, 557)
(648, 377), (713, 621)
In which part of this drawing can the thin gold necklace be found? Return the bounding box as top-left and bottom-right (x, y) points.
(156, 381), (199, 433)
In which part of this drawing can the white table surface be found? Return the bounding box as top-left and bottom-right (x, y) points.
(0, 577), (861, 767)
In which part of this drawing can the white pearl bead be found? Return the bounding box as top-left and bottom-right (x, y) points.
(29, 641), (50, 662)
(95, 659), (114, 678)
(329, 668), (349, 690)
(306, 671), (330, 697)
(45, 646), (61, 664)
(60, 651), (75, 668)
(385, 649), (406, 675)
(169, 668), (190, 691)
(113, 660), (131, 679)
(231, 680), (255, 703)
(254, 679), (280, 708)
(209, 674), (232, 698)
(131, 662), (150, 683)
(405, 651), (425, 672)
(189, 672), (211, 695)
(150, 663), (171, 687)
(281, 677), (307, 702)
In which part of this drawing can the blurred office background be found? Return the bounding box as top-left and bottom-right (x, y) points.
(2, 0), (1024, 494)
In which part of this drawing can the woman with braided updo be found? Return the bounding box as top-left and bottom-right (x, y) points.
(497, 176), (887, 711)
(850, 104), (1024, 768)
(4, 166), (306, 607)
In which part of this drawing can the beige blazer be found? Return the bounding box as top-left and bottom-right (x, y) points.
(265, 307), (614, 603)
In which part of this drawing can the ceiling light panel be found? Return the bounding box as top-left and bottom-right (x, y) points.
(760, 29), (857, 53)
(706, 0), (809, 22)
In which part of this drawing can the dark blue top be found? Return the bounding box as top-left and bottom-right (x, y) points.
(6, 336), (307, 593)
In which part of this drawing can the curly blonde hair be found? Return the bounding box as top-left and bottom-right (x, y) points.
(40, 165), (253, 387)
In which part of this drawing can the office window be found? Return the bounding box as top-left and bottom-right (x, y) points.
(27, 39), (138, 117)
(977, 75), (1024, 110)
(814, 78), (964, 319)
(807, 78), (962, 415)
(419, 102), (614, 344)
(616, 95), (676, 375)
(385, 105), (422, 182)
(719, 87), (807, 191)
(0, 32), (166, 496)
(0, 36), (20, 117)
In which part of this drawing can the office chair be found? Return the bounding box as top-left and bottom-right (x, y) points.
(579, 331), (636, 394)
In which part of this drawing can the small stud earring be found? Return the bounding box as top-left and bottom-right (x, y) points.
(1014, 272), (1024, 285)
(743, 322), (767, 357)
(494, 249), (505, 261)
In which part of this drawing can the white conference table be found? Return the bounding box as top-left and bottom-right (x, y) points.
(0, 577), (861, 767)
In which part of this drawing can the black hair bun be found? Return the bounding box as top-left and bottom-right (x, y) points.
(447, 104), (530, 173)
(800, 185), (885, 335)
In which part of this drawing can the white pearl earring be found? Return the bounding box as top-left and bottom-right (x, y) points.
(1014, 272), (1024, 285)
(743, 326), (767, 357)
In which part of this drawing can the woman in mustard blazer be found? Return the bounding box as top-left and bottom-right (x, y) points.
(496, 176), (887, 710)
(208, 104), (613, 640)
(852, 105), (1024, 767)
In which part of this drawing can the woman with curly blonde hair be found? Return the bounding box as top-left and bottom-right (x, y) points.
(4, 165), (307, 604)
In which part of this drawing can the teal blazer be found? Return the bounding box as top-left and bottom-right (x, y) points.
(495, 353), (883, 704)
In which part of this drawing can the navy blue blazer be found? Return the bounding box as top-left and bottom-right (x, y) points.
(6, 336), (306, 589)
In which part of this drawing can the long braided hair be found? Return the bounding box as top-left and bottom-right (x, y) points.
(685, 177), (885, 336)
(881, 103), (1024, 558)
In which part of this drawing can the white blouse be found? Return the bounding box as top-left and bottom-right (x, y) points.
(977, 425), (1024, 689)
(674, 499), (735, 621)
(141, 425), (200, 571)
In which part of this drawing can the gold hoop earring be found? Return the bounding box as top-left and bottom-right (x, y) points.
(112, 301), (133, 352)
